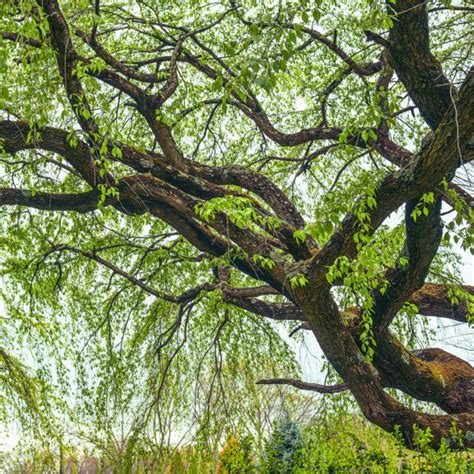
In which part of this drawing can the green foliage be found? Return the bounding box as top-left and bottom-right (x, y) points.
(292, 229), (307, 246)
(289, 274), (309, 289)
(410, 192), (435, 222)
(252, 254), (276, 270)
(447, 286), (474, 324)
(0, 0), (472, 461)
(195, 196), (281, 232)
(217, 435), (255, 473)
(297, 416), (474, 473)
(3, 413), (473, 473)
(261, 413), (303, 473)
(443, 180), (474, 254)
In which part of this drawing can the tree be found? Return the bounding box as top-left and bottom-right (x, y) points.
(0, 0), (473, 451)
(261, 412), (303, 473)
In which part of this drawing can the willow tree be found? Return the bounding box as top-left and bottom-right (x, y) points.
(0, 0), (473, 450)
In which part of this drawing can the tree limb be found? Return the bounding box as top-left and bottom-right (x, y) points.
(256, 378), (348, 394)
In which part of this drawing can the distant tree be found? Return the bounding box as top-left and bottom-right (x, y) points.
(261, 412), (303, 473)
(0, 0), (473, 450)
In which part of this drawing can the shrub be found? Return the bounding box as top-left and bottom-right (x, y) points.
(217, 435), (255, 473)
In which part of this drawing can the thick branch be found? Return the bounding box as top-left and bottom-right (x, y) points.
(225, 281), (473, 326)
(0, 120), (97, 185)
(0, 188), (100, 212)
(371, 195), (443, 329)
(38, 0), (100, 136)
(374, 335), (474, 415)
(411, 283), (473, 323)
(387, 0), (452, 129)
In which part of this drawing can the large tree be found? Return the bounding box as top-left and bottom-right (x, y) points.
(0, 0), (473, 450)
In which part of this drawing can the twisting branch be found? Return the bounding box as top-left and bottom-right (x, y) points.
(230, 2), (381, 76)
(38, 0), (100, 137)
(75, 29), (164, 84)
(0, 0), (473, 450)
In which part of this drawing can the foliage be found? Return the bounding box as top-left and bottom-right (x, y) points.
(296, 415), (474, 474)
(217, 435), (256, 473)
(0, 0), (472, 455)
(2, 413), (474, 473)
(261, 412), (303, 473)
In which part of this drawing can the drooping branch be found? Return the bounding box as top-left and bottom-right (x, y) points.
(45, 244), (218, 305)
(118, 174), (287, 271)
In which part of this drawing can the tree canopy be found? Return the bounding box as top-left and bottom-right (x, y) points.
(0, 0), (473, 452)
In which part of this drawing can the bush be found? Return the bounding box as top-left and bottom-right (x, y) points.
(296, 416), (474, 473)
(217, 435), (255, 473)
